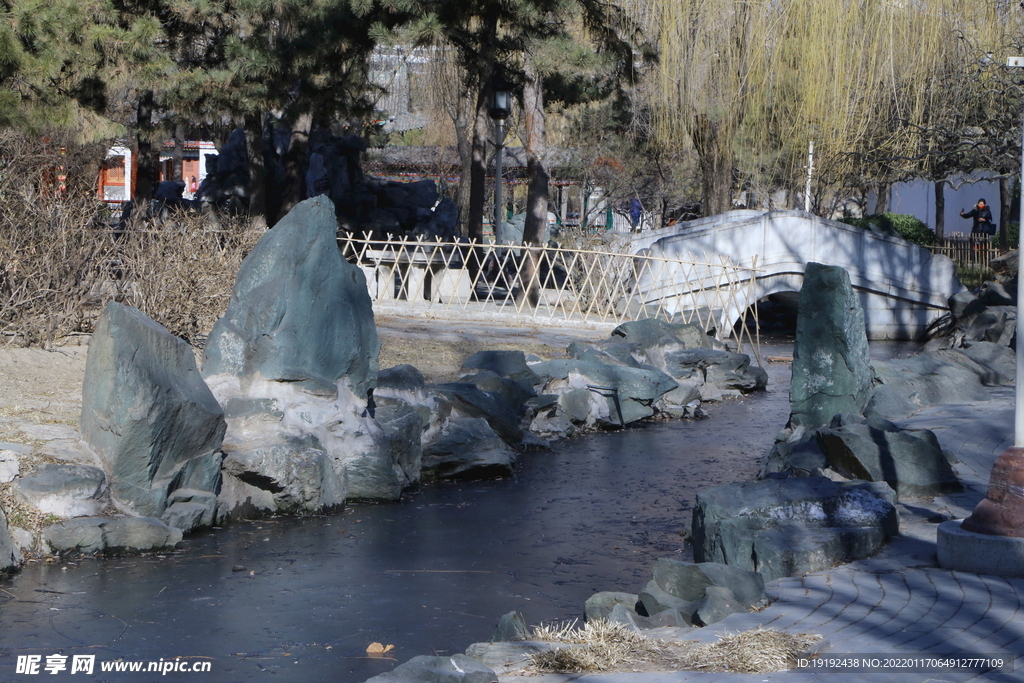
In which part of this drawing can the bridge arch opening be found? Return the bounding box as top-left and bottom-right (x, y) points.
(734, 292), (800, 340)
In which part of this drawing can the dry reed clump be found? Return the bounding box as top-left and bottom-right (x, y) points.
(0, 132), (263, 347)
(528, 621), (821, 675)
(675, 627), (822, 674)
(529, 620), (671, 673)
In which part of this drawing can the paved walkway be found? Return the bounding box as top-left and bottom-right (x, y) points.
(504, 388), (1024, 683)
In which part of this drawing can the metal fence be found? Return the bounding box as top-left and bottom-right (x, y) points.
(338, 234), (762, 356)
(928, 234), (1007, 270)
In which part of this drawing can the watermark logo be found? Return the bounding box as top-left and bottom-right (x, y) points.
(16, 654), (210, 675)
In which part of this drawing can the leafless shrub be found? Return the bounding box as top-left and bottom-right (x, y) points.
(0, 132), (263, 347)
(115, 213), (262, 344)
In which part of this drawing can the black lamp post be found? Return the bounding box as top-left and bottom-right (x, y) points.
(489, 70), (512, 241)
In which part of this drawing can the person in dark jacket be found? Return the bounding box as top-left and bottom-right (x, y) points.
(960, 199), (994, 234)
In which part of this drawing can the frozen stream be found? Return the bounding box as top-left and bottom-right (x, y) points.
(0, 347), (818, 682)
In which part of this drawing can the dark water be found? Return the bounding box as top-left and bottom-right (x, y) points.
(1, 357), (795, 683)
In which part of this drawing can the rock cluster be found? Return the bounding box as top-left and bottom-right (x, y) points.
(587, 558), (769, 630)
(0, 194), (769, 570)
(375, 359), (521, 482)
(763, 414), (961, 500)
(766, 262), (973, 504)
(529, 318), (766, 437)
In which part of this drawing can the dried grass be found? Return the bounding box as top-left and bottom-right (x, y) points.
(529, 620), (671, 673)
(527, 621), (821, 675)
(675, 627), (822, 674)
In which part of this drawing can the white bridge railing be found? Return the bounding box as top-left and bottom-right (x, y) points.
(339, 234), (762, 357)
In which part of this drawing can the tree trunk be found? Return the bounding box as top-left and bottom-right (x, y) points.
(133, 90), (159, 209)
(875, 183), (889, 215)
(170, 124), (184, 182)
(466, 86), (491, 243)
(519, 54), (548, 307)
(454, 87), (475, 238)
(277, 110), (314, 223)
(691, 115), (732, 216)
(245, 113), (268, 229)
(934, 180), (945, 240)
(466, 15), (498, 244)
(999, 175), (1011, 251)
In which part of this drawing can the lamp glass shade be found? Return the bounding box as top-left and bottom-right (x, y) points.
(489, 81), (511, 120)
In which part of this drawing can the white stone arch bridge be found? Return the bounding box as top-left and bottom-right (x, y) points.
(629, 210), (964, 341)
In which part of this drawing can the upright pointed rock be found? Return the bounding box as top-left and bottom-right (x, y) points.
(789, 263), (872, 429)
(80, 302), (225, 527)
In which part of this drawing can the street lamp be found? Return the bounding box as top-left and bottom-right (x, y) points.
(489, 70), (512, 242)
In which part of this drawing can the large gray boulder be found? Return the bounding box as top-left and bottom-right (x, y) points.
(220, 436), (346, 514)
(611, 318), (716, 350)
(365, 655), (496, 683)
(44, 516), (182, 554)
(43, 517), (106, 554)
(203, 196), (378, 399)
(789, 263), (872, 429)
(421, 417), (516, 480)
(432, 382), (524, 444)
(816, 415), (961, 499)
(692, 586), (748, 627)
(584, 591), (640, 622)
(13, 464), (106, 518)
(460, 350), (541, 392)
(637, 580), (692, 616)
(203, 198), (410, 507)
(98, 517), (183, 552)
(530, 360), (677, 427)
(1, 507), (22, 571)
(959, 342), (1015, 386)
(80, 302), (225, 523)
(866, 352), (989, 420)
(693, 477), (898, 582)
(652, 559), (767, 609)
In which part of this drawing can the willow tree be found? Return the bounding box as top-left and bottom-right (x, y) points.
(649, 0), (1014, 216)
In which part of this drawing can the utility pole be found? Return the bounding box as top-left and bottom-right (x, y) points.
(1007, 56), (1024, 445)
(804, 140), (815, 213)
